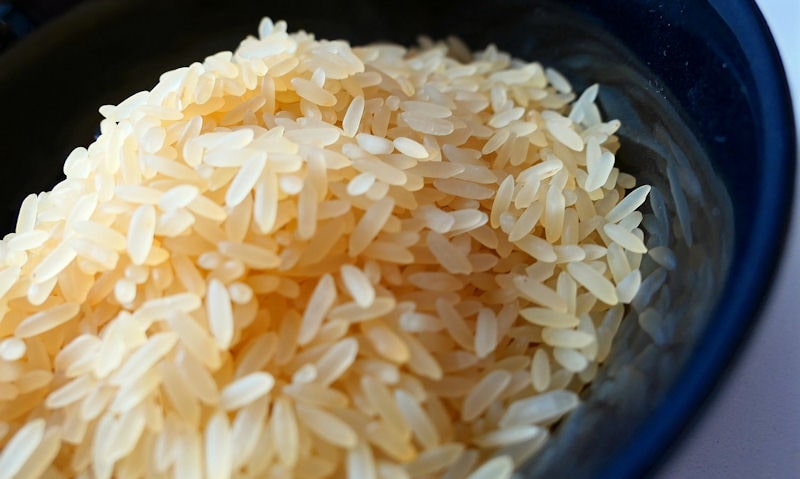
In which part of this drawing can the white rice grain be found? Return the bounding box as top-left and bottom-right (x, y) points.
(348, 441), (377, 479)
(395, 389), (440, 449)
(0, 337), (27, 361)
(349, 197), (395, 256)
(604, 223), (648, 254)
(462, 370), (512, 421)
(271, 397), (300, 468)
(31, 243), (77, 284)
(205, 411), (233, 479)
(616, 269), (643, 303)
(15, 303), (80, 339)
(0, 419), (47, 479)
(296, 402), (358, 448)
(513, 276), (568, 312)
(498, 390), (579, 428)
(329, 296), (396, 323)
(393, 137), (429, 159)
(225, 152), (267, 207)
(108, 333), (177, 386)
(297, 274), (338, 345)
(361, 376), (411, 435)
(566, 262), (619, 305)
(541, 328), (595, 349)
(315, 338), (359, 386)
(343, 96), (366, 137)
(362, 321), (410, 363)
(13, 426), (62, 479)
(217, 242), (275, 271)
(649, 246), (677, 271)
(465, 455), (514, 479)
(605, 185), (651, 223)
(220, 372), (275, 410)
(127, 205), (156, 265)
(405, 443), (464, 477)
(473, 425), (545, 448)
(427, 232), (472, 275)
(530, 349), (551, 392)
(206, 279), (234, 349)
(474, 308), (498, 359)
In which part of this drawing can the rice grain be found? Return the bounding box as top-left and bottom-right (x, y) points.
(296, 402), (359, 448)
(219, 372), (275, 410)
(462, 370), (512, 421)
(465, 455), (514, 479)
(0, 419), (46, 479)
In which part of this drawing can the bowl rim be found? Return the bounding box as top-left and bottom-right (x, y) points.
(601, 1), (797, 478)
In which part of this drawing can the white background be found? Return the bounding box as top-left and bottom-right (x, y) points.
(657, 0), (800, 477)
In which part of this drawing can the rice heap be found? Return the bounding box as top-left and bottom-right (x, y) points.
(0, 18), (651, 479)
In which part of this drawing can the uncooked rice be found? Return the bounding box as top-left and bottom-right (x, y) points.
(0, 18), (653, 479)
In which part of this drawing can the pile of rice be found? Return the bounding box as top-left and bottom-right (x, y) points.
(0, 18), (651, 479)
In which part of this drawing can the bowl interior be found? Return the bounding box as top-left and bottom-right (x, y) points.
(0, 0), (792, 478)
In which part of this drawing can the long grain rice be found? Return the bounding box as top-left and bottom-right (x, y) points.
(393, 392), (438, 447)
(465, 455), (514, 479)
(473, 425), (545, 448)
(347, 441), (377, 479)
(295, 402), (359, 448)
(219, 372), (275, 410)
(0, 19), (654, 479)
(205, 411), (233, 479)
(405, 443), (465, 477)
(603, 223), (648, 254)
(462, 370), (512, 421)
(0, 419), (46, 479)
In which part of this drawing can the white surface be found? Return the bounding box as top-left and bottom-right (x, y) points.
(657, 0), (800, 477)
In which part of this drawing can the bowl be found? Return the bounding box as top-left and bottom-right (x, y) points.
(0, 0), (794, 477)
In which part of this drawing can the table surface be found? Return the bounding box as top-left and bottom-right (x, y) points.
(656, 0), (800, 477)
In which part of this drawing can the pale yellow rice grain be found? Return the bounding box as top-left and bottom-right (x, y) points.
(220, 372), (275, 410)
(0, 419), (47, 479)
(465, 455), (514, 479)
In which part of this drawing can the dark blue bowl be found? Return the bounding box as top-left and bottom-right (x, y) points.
(0, 0), (794, 477)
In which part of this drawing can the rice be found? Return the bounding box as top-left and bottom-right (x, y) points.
(473, 425), (545, 448)
(603, 223), (648, 254)
(361, 376), (410, 434)
(0, 419), (46, 479)
(271, 397), (300, 468)
(465, 455), (515, 479)
(405, 443), (465, 477)
(343, 96), (366, 138)
(393, 137), (429, 159)
(648, 245), (677, 270)
(426, 232), (473, 274)
(394, 389), (441, 449)
(462, 370), (513, 421)
(348, 441), (378, 479)
(204, 411), (233, 479)
(295, 402), (359, 448)
(498, 390), (580, 428)
(126, 205), (156, 265)
(0, 18), (657, 478)
(475, 308), (499, 358)
(219, 372), (275, 410)
(14, 303), (81, 338)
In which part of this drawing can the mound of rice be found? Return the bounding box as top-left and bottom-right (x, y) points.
(0, 18), (650, 479)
